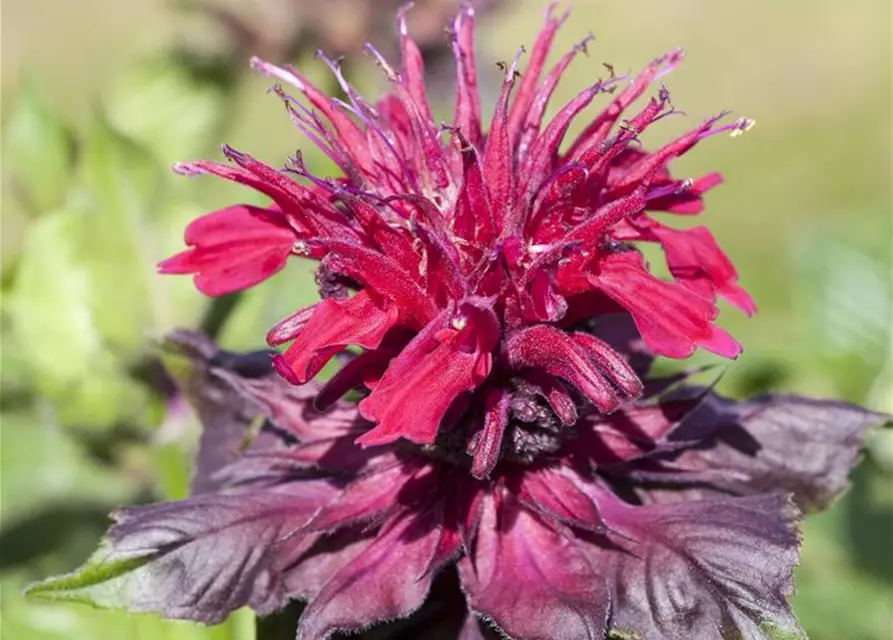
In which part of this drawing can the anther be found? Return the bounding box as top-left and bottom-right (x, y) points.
(730, 117), (756, 137)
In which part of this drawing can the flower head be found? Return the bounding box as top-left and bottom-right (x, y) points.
(30, 332), (881, 639)
(159, 4), (756, 466)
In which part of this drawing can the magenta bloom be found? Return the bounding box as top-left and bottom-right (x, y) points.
(30, 332), (879, 639)
(159, 4), (756, 464)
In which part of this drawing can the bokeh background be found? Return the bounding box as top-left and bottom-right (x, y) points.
(2, 0), (891, 638)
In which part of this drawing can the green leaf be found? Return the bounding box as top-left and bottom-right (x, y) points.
(3, 207), (155, 429)
(78, 114), (165, 350)
(759, 623), (809, 640)
(795, 518), (893, 639)
(76, 114), (210, 348)
(105, 57), (226, 166)
(790, 230), (892, 403)
(6, 573), (255, 640)
(4, 208), (102, 386)
(25, 543), (154, 607)
(0, 190), (30, 279)
(2, 75), (74, 214)
(0, 411), (136, 524)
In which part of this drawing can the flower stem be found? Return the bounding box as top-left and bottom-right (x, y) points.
(255, 602), (304, 640)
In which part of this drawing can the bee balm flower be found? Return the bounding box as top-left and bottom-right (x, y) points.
(160, 4), (755, 473)
(30, 8), (885, 640)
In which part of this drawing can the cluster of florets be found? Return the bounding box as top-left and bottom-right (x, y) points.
(160, 4), (757, 480)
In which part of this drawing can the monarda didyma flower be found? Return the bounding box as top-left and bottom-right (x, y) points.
(28, 4), (885, 640)
(158, 3), (756, 477)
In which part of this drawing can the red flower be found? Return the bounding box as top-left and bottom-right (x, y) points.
(161, 4), (756, 460)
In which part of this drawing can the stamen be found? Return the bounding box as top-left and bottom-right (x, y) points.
(285, 151), (341, 196)
(331, 98), (420, 193)
(653, 48), (685, 81)
(729, 117), (756, 137)
(646, 177), (695, 200)
(363, 43), (400, 83)
(172, 163), (203, 177)
(272, 86), (345, 172)
(249, 57), (306, 91)
(451, 315), (469, 331)
(651, 84), (688, 123)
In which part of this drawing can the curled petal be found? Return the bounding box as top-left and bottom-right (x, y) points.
(504, 324), (621, 413)
(267, 304), (316, 347)
(571, 332), (644, 398)
(275, 290), (399, 384)
(469, 388), (511, 480)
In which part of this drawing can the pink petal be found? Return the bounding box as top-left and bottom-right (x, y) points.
(322, 238), (437, 327)
(158, 205), (297, 296)
(277, 290), (399, 383)
(516, 32), (596, 163)
(507, 4), (568, 147)
(593, 251), (742, 359)
(358, 305), (499, 446)
(651, 224), (756, 316)
(482, 50), (522, 235)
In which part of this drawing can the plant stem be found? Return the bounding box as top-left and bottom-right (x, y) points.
(255, 601), (304, 640)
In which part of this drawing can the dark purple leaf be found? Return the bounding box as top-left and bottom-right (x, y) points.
(637, 392), (886, 511)
(26, 484), (336, 623)
(593, 490), (804, 639)
(161, 330), (275, 494)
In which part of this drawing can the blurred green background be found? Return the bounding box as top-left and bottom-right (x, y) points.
(1, 0), (891, 638)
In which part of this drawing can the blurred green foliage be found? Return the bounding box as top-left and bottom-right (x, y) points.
(1, 1), (890, 638)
